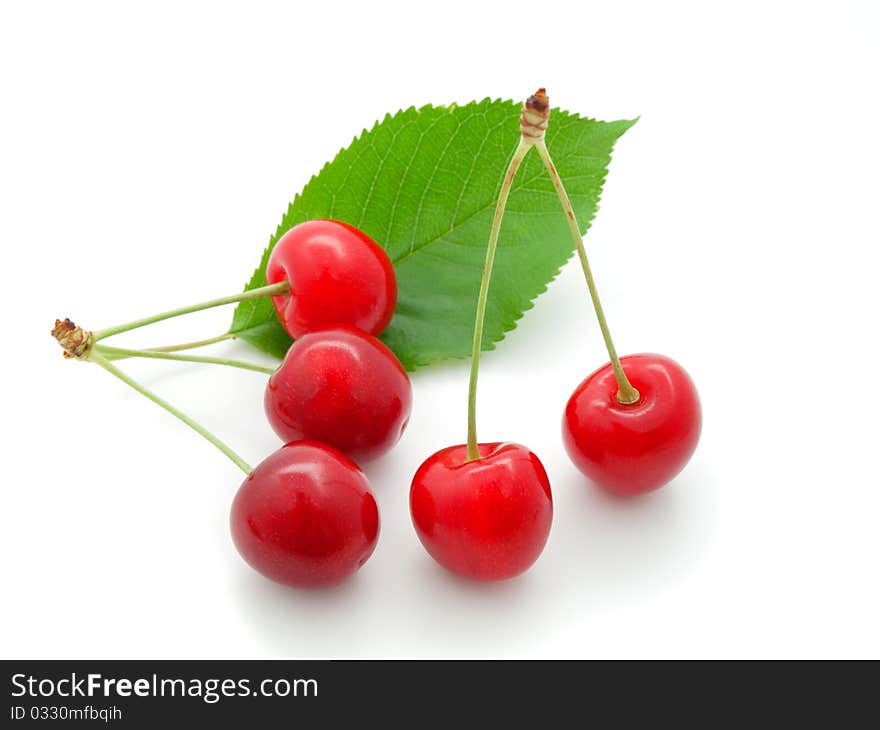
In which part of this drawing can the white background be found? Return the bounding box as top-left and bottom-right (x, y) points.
(2, 1), (878, 659)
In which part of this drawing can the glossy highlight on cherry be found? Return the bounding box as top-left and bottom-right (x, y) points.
(230, 440), (380, 588)
(563, 354), (701, 495)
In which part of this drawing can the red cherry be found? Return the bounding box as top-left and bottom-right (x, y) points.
(230, 440), (380, 588)
(562, 354), (701, 496)
(410, 443), (553, 581)
(266, 219), (397, 339)
(264, 327), (412, 463)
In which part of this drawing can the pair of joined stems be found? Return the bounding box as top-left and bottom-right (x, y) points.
(465, 135), (638, 461)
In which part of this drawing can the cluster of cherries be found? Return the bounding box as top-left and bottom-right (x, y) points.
(236, 219), (411, 586)
(244, 214), (700, 587)
(54, 89), (701, 590)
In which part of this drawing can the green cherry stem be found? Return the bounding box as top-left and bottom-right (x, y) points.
(143, 332), (237, 353)
(88, 350), (253, 475)
(534, 139), (640, 406)
(91, 281), (289, 342)
(94, 344), (276, 375)
(101, 333), (237, 362)
(465, 139), (532, 461)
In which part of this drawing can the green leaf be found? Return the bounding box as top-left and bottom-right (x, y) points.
(230, 99), (636, 368)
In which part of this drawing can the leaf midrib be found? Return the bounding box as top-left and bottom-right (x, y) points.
(390, 165), (563, 268)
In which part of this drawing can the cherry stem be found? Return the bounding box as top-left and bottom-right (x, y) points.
(466, 138), (532, 461)
(101, 333), (238, 362)
(140, 332), (236, 353)
(88, 350), (253, 475)
(91, 281), (290, 342)
(94, 345), (276, 375)
(534, 141), (640, 405)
